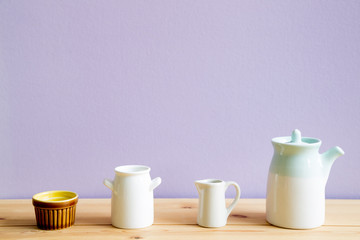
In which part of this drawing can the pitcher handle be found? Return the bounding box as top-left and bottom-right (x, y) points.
(225, 181), (241, 217)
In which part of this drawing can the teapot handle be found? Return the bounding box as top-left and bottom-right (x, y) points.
(225, 181), (241, 217)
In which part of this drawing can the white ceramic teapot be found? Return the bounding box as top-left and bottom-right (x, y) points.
(104, 165), (161, 229)
(266, 129), (344, 229)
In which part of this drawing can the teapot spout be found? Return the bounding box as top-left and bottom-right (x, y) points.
(321, 146), (345, 183)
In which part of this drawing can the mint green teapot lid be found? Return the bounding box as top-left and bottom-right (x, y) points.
(272, 129), (322, 147)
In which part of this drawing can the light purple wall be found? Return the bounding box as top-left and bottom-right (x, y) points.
(1, 1), (359, 199)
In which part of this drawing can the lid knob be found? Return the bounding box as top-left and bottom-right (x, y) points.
(291, 129), (302, 143)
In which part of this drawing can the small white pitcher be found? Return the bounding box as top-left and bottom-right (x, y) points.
(195, 179), (241, 228)
(104, 165), (161, 229)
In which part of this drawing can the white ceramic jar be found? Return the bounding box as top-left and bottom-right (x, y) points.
(104, 165), (161, 229)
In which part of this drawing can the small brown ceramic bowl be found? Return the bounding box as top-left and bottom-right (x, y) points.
(32, 190), (78, 230)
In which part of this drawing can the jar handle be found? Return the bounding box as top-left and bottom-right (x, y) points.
(149, 177), (162, 191)
(103, 178), (114, 191)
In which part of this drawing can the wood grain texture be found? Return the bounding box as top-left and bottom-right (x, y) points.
(0, 199), (359, 239)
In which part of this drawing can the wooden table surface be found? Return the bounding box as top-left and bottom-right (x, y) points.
(1, 199), (359, 239)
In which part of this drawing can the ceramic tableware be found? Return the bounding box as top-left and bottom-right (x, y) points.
(266, 129), (344, 229)
(32, 190), (78, 230)
(195, 179), (241, 228)
(104, 165), (161, 229)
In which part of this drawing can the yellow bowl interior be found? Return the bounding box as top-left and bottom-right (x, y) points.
(33, 191), (77, 202)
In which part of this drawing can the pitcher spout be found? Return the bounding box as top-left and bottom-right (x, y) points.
(195, 180), (208, 195)
(194, 181), (202, 194)
(321, 146), (345, 183)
